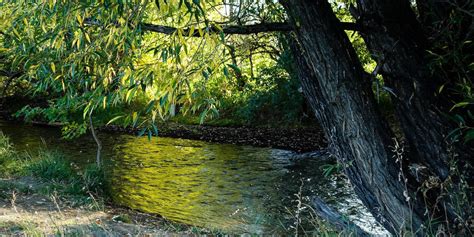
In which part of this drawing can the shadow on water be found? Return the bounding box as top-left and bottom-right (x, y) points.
(0, 120), (383, 234)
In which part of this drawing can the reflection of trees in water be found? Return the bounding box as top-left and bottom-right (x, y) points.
(1, 121), (361, 234)
(108, 138), (280, 232)
(107, 137), (347, 234)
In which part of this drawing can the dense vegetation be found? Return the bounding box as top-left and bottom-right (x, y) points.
(1, 0), (473, 236)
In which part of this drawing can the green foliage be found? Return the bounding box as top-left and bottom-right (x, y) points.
(424, 3), (474, 145)
(1, 0), (294, 135)
(81, 164), (107, 196)
(2, 0), (158, 136)
(321, 163), (342, 177)
(0, 131), (26, 177)
(0, 132), (14, 159)
(61, 122), (88, 140)
(25, 151), (74, 182)
(224, 67), (305, 125)
(0, 133), (25, 176)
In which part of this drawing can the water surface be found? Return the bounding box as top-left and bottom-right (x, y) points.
(0, 120), (383, 234)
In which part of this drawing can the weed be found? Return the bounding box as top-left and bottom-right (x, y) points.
(24, 151), (74, 182)
(81, 164), (107, 196)
(0, 221), (41, 236)
(0, 132), (25, 176)
(112, 214), (132, 224)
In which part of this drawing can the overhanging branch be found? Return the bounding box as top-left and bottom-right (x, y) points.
(141, 22), (294, 36)
(83, 18), (358, 37)
(140, 21), (358, 36)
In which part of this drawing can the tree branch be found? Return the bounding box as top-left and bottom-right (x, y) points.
(140, 21), (358, 36)
(83, 18), (358, 37)
(140, 22), (294, 36)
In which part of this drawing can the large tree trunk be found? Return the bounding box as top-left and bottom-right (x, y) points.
(358, 0), (473, 230)
(280, 0), (427, 234)
(354, 0), (457, 180)
(355, 2), (474, 227)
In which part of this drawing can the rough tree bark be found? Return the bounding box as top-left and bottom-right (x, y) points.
(354, 0), (455, 180)
(281, 0), (427, 234)
(354, 2), (473, 227)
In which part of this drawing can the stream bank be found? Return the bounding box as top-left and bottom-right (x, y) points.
(106, 122), (327, 153)
(0, 177), (227, 236)
(0, 98), (326, 153)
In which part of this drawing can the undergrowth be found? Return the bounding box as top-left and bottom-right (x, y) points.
(0, 133), (107, 206)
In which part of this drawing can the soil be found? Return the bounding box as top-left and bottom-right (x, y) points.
(0, 177), (207, 236)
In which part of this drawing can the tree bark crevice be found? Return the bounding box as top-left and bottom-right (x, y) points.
(281, 0), (426, 233)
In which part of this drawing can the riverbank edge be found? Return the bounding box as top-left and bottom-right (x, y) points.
(0, 109), (327, 153)
(0, 134), (228, 236)
(0, 128), (336, 236)
(1, 176), (211, 236)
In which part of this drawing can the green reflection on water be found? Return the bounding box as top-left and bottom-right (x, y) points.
(108, 135), (291, 234)
(0, 120), (355, 234)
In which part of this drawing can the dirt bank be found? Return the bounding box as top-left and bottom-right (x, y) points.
(0, 177), (216, 236)
(1, 98), (327, 153)
(104, 122), (326, 153)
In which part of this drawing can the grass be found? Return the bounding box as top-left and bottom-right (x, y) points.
(0, 221), (42, 236)
(25, 151), (75, 182)
(26, 156), (108, 208)
(6, 132), (470, 236)
(0, 132), (108, 208)
(0, 132), (233, 236)
(0, 132), (25, 176)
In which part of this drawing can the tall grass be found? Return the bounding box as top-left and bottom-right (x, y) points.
(26, 156), (108, 205)
(0, 133), (107, 206)
(25, 151), (74, 182)
(0, 132), (25, 176)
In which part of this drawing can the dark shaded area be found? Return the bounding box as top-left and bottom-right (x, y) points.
(102, 123), (326, 153)
(0, 96), (326, 153)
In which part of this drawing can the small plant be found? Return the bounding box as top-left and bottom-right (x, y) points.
(81, 164), (107, 196)
(25, 151), (75, 182)
(112, 214), (132, 224)
(61, 122), (88, 140)
(0, 132), (25, 176)
(321, 163), (343, 177)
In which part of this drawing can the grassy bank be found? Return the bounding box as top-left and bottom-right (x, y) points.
(0, 133), (228, 236)
(1, 132), (373, 236)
